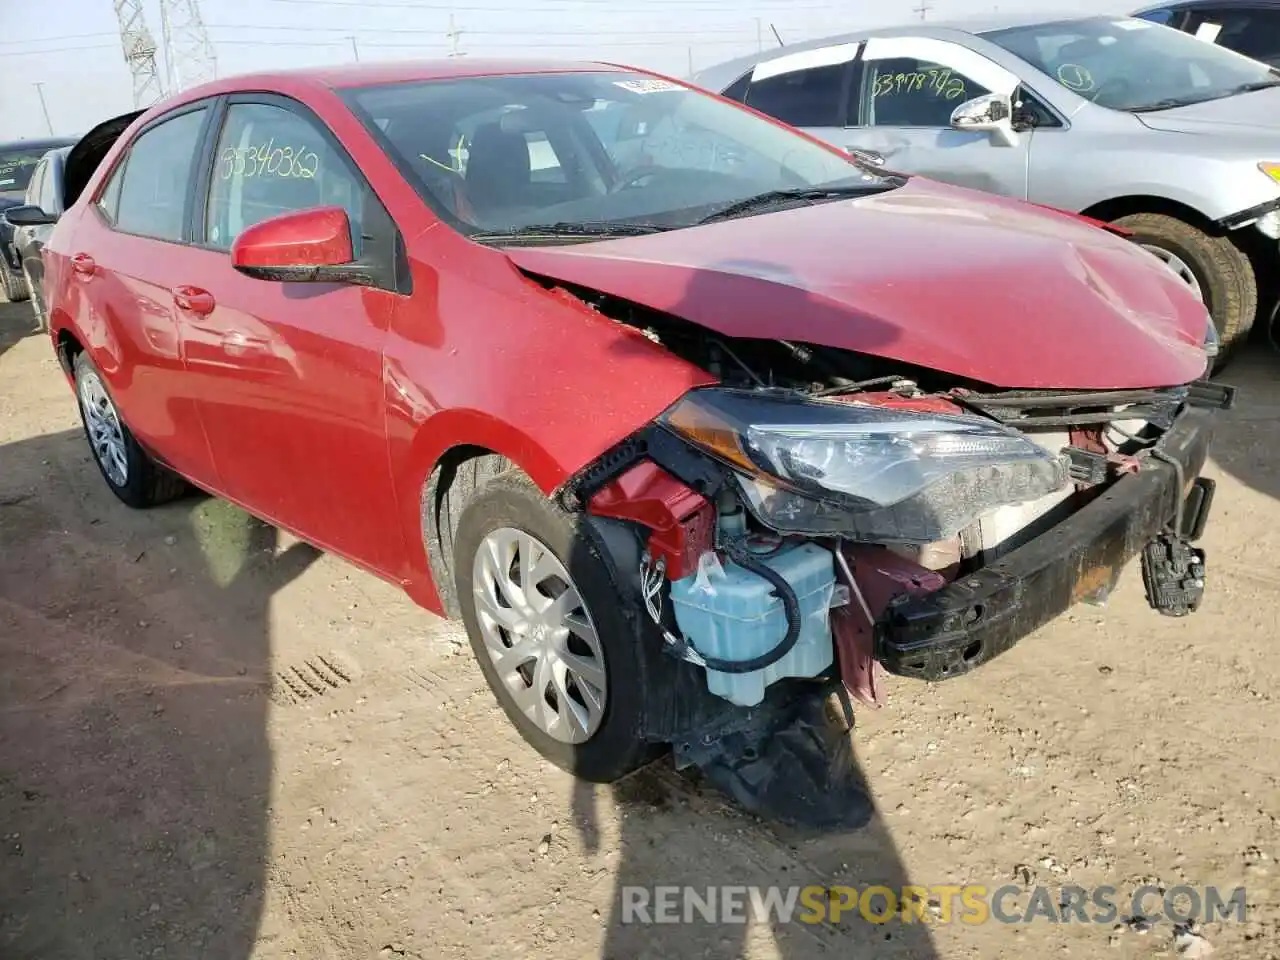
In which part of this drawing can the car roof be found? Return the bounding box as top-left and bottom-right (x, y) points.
(1134, 0), (1280, 9)
(169, 58), (629, 102)
(690, 13), (1135, 88)
(0, 136), (77, 152)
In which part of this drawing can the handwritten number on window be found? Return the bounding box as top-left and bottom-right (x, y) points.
(873, 68), (968, 101)
(219, 137), (320, 181)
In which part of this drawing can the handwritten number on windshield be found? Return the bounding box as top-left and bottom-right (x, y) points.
(873, 68), (967, 101)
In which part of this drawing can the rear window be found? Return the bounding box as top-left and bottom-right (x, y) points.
(0, 148), (49, 194)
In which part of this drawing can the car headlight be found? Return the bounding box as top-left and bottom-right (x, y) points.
(659, 388), (1070, 543)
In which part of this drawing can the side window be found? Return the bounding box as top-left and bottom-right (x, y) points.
(205, 101), (364, 251)
(115, 108), (208, 242)
(97, 159), (126, 224)
(864, 57), (993, 127)
(24, 160), (46, 208)
(1189, 9), (1280, 62)
(720, 71), (751, 104)
(746, 62), (847, 127)
(38, 159), (59, 213)
(1136, 7), (1177, 26)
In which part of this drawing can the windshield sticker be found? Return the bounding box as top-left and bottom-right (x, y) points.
(1056, 63), (1095, 93)
(874, 68), (967, 100)
(1195, 21), (1223, 43)
(1112, 19), (1152, 29)
(613, 78), (681, 95)
(219, 140), (319, 180)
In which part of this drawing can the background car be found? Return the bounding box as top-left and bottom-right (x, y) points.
(4, 146), (72, 331)
(691, 14), (1280, 364)
(0, 135), (76, 303)
(1135, 0), (1280, 65)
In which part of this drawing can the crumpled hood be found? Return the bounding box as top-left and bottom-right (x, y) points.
(1136, 87), (1280, 134)
(504, 178), (1209, 390)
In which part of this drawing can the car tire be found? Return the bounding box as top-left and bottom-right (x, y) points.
(452, 465), (663, 783)
(72, 351), (187, 508)
(0, 264), (27, 302)
(23, 266), (46, 332)
(1, 263), (30, 303)
(1113, 212), (1256, 369)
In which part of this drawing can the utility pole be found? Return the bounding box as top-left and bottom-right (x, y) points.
(112, 0), (165, 108)
(32, 82), (54, 135)
(687, 47), (694, 74)
(348, 35), (360, 61)
(913, 0), (933, 20)
(158, 0), (217, 93)
(447, 14), (465, 57)
(755, 17), (763, 52)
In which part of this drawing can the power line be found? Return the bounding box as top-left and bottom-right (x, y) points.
(205, 21), (812, 36)
(0, 43), (117, 57)
(0, 32), (117, 47)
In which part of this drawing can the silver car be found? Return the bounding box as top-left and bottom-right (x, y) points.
(691, 13), (1280, 362)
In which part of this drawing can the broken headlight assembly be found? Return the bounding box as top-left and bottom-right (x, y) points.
(659, 388), (1070, 543)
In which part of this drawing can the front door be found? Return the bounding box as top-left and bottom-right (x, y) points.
(844, 36), (1031, 201)
(175, 96), (405, 574)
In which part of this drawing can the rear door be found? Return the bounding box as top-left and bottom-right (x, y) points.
(172, 95), (404, 573)
(67, 103), (221, 486)
(845, 36), (1030, 199)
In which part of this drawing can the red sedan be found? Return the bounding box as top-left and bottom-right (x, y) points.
(43, 60), (1224, 825)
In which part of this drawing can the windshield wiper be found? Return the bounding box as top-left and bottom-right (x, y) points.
(696, 183), (899, 226)
(1233, 78), (1280, 94)
(470, 221), (668, 242)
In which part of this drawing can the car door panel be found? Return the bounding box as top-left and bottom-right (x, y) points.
(70, 107), (222, 488)
(843, 36), (1031, 201)
(181, 97), (404, 574)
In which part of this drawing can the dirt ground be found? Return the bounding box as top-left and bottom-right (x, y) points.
(3, 298), (1280, 960)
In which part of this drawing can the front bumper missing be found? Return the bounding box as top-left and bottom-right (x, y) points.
(877, 406), (1214, 681)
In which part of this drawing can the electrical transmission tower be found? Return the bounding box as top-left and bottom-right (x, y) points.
(159, 0), (217, 94)
(112, 0), (165, 108)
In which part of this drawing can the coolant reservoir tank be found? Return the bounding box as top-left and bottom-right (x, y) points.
(669, 540), (836, 707)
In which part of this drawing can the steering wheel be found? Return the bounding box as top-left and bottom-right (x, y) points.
(611, 164), (675, 193)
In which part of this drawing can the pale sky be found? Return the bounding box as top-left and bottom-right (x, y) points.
(1, 0), (1131, 140)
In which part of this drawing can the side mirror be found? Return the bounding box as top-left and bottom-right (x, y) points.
(4, 204), (58, 227)
(950, 93), (1019, 147)
(231, 206), (368, 285)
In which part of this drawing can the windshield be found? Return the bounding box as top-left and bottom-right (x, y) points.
(0, 148), (49, 194)
(345, 71), (893, 238)
(984, 16), (1278, 111)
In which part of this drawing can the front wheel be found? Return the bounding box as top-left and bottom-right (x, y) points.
(73, 351), (187, 508)
(452, 467), (661, 782)
(1113, 212), (1256, 370)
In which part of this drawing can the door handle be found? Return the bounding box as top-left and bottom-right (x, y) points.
(172, 285), (216, 316)
(71, 253), (96, 276)
(847, 147), (885, 166)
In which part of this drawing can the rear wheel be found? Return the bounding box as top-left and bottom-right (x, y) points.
(73, 351), (187, 508)
(0, 263), (27, 303)
(452, 467), (661, 782)
(1113, 212), (1256, 369)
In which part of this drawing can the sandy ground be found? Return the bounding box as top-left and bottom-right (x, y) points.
(2, 298), (1280, 960)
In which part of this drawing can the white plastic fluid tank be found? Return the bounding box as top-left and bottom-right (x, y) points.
(668, 541), (836, 707)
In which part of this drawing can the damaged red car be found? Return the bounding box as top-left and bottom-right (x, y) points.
(45, 61), (1227, 826)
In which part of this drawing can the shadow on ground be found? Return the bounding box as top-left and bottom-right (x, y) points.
(0, 300), (39, 363)
(0, 427), (316, 959)
(1210, 339), (1280, 504)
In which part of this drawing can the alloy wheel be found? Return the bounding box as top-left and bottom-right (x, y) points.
(78, 371), (129, 487)
(1141, 243), (1205, 302)
(471, 526), (607, 744)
